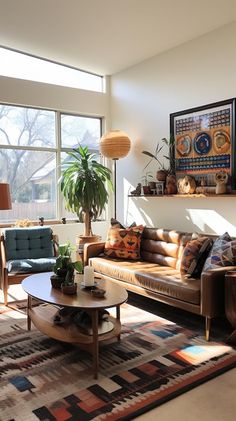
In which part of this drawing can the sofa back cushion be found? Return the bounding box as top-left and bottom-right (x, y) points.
(4, 227), (54, 260)
(141, 228), (191, 269)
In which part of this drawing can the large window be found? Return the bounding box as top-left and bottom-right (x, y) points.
(0, 104), (102, 223)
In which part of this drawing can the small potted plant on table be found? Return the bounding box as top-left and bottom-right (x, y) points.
(50, 242), (83, 294)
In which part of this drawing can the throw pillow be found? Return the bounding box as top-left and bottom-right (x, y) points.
(104, 225), (144, 260)
(110, 218), (136, 229)
(202, 232), (236, 271)
(180, 236), (213, 278)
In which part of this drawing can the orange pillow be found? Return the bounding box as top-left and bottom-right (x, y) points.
(104, 225), (144, 260)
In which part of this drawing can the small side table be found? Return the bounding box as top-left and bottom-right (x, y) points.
(225, 271), (236, 343)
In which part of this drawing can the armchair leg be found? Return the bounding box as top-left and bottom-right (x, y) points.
(205, 316), (211, 341)
(3, 269), (8, 306)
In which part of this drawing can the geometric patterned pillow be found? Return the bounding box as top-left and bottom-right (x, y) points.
(180, 236), (213, 278)
(110, 218), (137, 229)
(202, 232), (234, 271)
(104, 225), (144, 260)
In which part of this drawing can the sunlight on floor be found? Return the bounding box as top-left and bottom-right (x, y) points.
(175, 343), (234, 365)
(0, 284), (28, 319)
(0, 283), (27, 304)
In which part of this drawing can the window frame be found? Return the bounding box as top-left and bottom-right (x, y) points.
(0, 102), (104, 225)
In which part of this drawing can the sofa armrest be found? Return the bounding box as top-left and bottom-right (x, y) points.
(201, 266), (236, 317)
(83, 242), (105, 266)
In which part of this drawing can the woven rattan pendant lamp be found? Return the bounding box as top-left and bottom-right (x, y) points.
(100, 130), (131, 217)
(100, 130), (131, 160)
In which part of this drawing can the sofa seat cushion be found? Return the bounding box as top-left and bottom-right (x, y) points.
(90, 257), (200, 305)
(7, 257), (56, 274)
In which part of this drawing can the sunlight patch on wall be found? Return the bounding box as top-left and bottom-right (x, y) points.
(124, 178), (153, 226)
(187, 208), (236, 236)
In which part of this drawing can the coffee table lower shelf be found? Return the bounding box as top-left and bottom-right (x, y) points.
(28, 304), (121, 345)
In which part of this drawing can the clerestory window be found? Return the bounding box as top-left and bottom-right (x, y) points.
(0, 47), (103, 92)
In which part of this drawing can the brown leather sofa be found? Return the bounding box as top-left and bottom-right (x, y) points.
(84, 227), (236, 340)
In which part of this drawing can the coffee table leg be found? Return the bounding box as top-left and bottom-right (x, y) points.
(91, 310), (99, 379)
(27, 295), (32, 331)
(116, 305), (120, 341)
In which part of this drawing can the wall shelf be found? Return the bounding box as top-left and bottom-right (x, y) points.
(128, 193), (236, 198)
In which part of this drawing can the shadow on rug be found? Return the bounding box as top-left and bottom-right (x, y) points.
(0, 305), (236, 421)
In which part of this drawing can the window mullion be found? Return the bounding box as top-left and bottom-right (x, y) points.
(56, 111), (62, 220)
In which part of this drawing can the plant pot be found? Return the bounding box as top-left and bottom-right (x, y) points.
(76, 234), (101, 246)
(61, 283), (77, 295)
(143, 185), (152, 195)
(156, 170), (167, 182)
(50, 274), (64, 289)
(76, 234), (101, 262)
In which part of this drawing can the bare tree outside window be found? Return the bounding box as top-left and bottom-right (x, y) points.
(0, 105), (56, 221)
(0, 105), (102, 223)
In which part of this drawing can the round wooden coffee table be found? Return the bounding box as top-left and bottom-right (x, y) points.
(22, 272), (128, 379)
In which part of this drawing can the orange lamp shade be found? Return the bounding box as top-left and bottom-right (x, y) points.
(0, 183), (12, 210)
(100, 130), (131, 159)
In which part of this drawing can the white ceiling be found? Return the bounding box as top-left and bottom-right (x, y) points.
(1, 0), (236, 76)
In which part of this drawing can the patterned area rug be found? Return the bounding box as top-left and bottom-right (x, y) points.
(0, 304), (236, 421)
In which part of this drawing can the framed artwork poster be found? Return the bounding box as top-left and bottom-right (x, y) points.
(170, 98), (236, 190)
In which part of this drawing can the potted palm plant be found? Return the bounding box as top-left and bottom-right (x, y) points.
(60, 145), (113, 247)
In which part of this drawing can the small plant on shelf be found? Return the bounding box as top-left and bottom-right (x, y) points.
(141, 171), (153, 185)
(141, 172), (154, 195)
(142, 135), (176, 179)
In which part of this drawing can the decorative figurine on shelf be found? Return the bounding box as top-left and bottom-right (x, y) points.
(61, 217), (66, 224)
(177, 175), (196, 194)
(165, 175), (177, 195)
(196, 177), (207, 194)
(156, 181), (164, 195)
(130, 183), (142, 196)
(215, 171), (228, 194)
(39, 216), (44, 226)
(200, 177), (207, 194)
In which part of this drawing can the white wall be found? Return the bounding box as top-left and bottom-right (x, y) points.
(0, 75), (111, 243)
(0, 75), (109, 116)
(110, 22), (236, 235)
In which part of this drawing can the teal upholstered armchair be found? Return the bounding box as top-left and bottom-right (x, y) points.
(0, 226), (58, 305)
